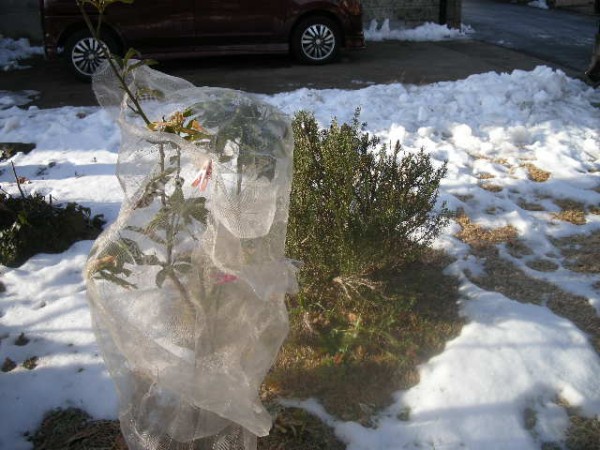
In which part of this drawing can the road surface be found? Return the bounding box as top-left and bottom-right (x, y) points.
(463, 0), (598, 72)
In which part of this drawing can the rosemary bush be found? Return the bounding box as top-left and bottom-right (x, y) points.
(286, 110), (448, 299)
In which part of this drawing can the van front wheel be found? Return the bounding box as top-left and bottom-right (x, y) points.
(292, 16), (341, 64)
(64, 30), (119, 81)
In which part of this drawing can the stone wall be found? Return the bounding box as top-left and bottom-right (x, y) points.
(362, 0), (462, 28)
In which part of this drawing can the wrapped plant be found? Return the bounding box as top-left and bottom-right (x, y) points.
(80, 4), (297, 449)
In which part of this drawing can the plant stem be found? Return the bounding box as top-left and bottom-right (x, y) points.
(11, 162), (26, 199)
(77, 2), (151, 126)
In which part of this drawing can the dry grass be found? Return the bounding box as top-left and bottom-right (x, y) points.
(455, 213), (518, 255)
(526, 259), (559, 272)
(553, 398), (600, 450)
(506, 240), (534, 258)
(264, 250), (463, 423)
(454, 213), (600, 353)
(479, 183), (503, 193)
(518, 200), (547, 212)
(566, 415), (600, 450)
(476, 172), (496, 180)
(469, 255), (600, 353)
(553, 231), (600, 274)
(31, 407), (345, 450)
(30, 408), (125, 450)
(553, 199), (587, 225)
(522, 163), (551, 182)
(553, 210), (586, 225)
(454, 194), (474, 203)
(589, 206), (600, 216)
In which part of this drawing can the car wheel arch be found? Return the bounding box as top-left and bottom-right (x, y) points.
(289, 10), (345, 47)
(58, 23), (123, 55)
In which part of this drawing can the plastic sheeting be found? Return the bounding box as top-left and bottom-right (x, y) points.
(84, 62), (297, 450)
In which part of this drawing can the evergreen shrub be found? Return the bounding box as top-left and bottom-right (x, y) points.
(286, 110), (448, 300)
(0, 192), (104, 267)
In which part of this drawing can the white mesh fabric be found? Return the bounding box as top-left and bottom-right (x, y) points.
(85, 62), (296, 450)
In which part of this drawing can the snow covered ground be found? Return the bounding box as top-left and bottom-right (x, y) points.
(0, 37), (43, 72)
(1, 66), (599, 450)
(365, 20), (473, 42)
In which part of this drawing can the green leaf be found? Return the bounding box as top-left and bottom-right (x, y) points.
(146, 209), (171, 233)
(95, 270), (137, 289)
(123, 47), (139, 61)
(155, 268), (168, 288)
(173, 259), (193, 275)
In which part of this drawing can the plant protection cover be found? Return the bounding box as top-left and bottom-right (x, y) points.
(84, 62), (297, 449)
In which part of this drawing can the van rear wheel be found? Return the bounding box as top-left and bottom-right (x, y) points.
(64, 29), (119, 81)
(292, 16), (341, 64)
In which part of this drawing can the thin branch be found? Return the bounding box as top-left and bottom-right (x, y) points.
(77, 2), (151, 126)
(11, 162), (26, 199)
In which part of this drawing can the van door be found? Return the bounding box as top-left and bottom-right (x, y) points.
(194, 0), (285, 45)
(106, 0), (195, 51)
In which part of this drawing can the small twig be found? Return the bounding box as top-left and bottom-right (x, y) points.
(77, 2), (151, 126)
(11, 162), (26, 199)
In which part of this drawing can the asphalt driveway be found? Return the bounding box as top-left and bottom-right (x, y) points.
(463, 0), (598, 72)
(0, 38), (578, 109)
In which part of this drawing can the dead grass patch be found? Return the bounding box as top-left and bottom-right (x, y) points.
(477, 172), (496, 180)
(566, 415), (600, 450)
(518, 200), (547, 212)
(526, 259), (559, 272)
(31, 407), (345, 450)
(553, 210), (586, 225)
(589, 206), (600, 216)
(469, 255), (600, 353)
(264, 250), (463, 423)
(30, 408), (125, 450)
(479, 183), (503, 193)
(553, 199), (587, 225)
(506, 240), (534, 258)
(469, 154), (512, 169)
(455, 213), (518, 255)
(454, 194), (474, 203)
(455, 215), (599, 352)
(554, 398), (600, 450)
(522, 163), (551, 182)
(553, 231), (600, 274)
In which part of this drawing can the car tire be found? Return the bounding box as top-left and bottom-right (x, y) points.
(64, 29), (119, 81)
(292, 16), (341, 64)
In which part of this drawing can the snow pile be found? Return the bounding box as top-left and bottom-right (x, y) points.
(1, 66), (600, 450)
(0, 37), (44, 71)
(528, 0), (549, 9)
(365, 20), (473, 42)
(0, 90), (38, 109)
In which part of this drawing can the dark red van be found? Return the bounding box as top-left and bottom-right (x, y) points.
(40, 0), (365, 79)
